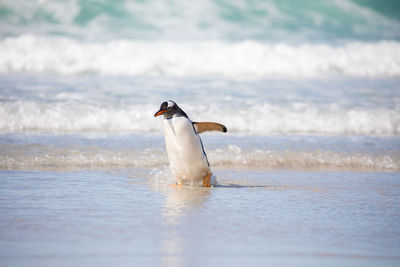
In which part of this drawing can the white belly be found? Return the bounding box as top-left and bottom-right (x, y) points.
(163, 117), (210, 185)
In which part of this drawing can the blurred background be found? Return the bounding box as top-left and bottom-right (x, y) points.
(0, 0), (399, 78)
(1, 0), (400, 41)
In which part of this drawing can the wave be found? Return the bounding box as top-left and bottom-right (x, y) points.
(0, 101), (398, 135)
(1, 35), (400, 78)
(1, 0), (399, 41)
(209, 145), (399, 171)
(1, 144), (398, 172)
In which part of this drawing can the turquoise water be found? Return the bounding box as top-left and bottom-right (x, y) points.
(1, 1), (400, 77)
(1, 0), (399, 42)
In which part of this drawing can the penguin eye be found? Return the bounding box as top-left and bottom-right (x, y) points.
(167, 107), (172, 110)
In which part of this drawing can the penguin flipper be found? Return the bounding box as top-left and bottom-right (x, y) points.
(193, 122), (227, 134)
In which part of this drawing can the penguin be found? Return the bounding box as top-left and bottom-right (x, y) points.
(154, 100), (227, 187)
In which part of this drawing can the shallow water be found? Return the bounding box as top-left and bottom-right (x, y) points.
(0, 169), (399, 267)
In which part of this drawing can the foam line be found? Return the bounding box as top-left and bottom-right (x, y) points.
(1, 35), (399, 78)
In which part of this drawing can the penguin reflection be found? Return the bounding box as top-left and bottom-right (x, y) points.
(159, 186), (211, 267)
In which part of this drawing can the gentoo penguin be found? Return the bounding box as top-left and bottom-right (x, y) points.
(154, 100), (227, 187)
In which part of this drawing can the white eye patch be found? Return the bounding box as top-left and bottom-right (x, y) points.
(167, 100), (175, 108)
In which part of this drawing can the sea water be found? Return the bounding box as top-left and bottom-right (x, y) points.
(0, 1), (400, 266)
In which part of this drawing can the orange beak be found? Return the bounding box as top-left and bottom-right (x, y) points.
(154, 109), (167, 117)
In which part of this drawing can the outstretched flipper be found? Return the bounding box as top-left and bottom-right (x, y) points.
(193, 122), (227, 134)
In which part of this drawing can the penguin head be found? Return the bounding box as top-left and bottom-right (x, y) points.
(154, 100), (187, 119)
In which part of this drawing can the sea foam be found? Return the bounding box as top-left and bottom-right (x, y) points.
(1, 35), (400, 79)
(1, 144), (398, 172)
(0, 101), (399, 135)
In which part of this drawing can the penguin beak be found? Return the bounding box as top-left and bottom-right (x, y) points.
(154, 109), (167, 117)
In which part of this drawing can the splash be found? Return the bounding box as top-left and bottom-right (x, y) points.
(1, 144), (398, 172)
(0, 101), (398, 135)
(1, 36), (399, 78)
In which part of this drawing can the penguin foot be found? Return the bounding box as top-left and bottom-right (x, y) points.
(202, 172), (212, 187)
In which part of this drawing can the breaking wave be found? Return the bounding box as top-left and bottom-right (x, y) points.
(1, 144), (398, 172)
(1, 0), (400, 42)
(1, 35), (400, 79)
(0, 101), (399, 135)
